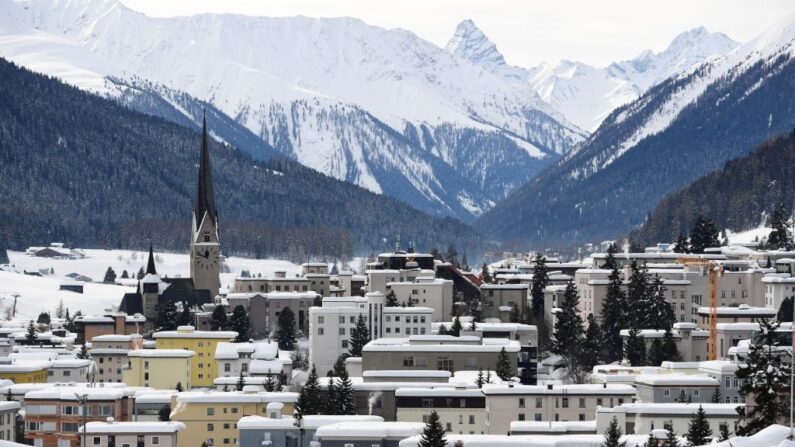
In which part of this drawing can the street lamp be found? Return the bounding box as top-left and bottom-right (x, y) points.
(75, 393), (89, 447)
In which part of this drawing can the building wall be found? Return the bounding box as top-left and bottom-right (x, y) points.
(387, 281), (452, 322)
(0, 370), (47, 383)
(25, 399), (129, 447)
(122, 356), (192, 390)
(155, 337), (231, 388)
(635, 384), (717, 404)
(92, 354), (128, 383)
(82, 433), (177, 447)
(362, 350), (516, 375)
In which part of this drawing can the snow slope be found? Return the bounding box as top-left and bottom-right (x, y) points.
(446, 21), (738, 131)
(0, 0), (586, 220)
(2, 249), (302, 320)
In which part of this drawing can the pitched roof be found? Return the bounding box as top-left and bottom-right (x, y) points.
(146, 244), (157, 276)
(194, 115), (217, 230)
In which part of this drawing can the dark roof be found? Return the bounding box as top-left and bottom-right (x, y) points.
(117, 278), (212, 316)
(146, 244), (157, 276)
(118, 292), (143, 315)
(194, 115), (217, 230)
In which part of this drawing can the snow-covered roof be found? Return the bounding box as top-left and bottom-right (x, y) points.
(133, 390), (177, 404)
(482, 384), (636, 395)
(82, 421), (185, 434)
(598, 402), (742, 416)
(697, 360), (738, 374)
(481, 284), (529, 290)
(238, 415), (382, 430)
(249, 359), (284, 375)
(363, 338), (521, 353)
(315, 421), (425, 439)
(90, 335), (133, 342)
(26, 387), (128, 401)
(363, 370), (451, 379)
(696, 305), (776, 316)
(153, 327), (236, 339)
(175, 390), (297, 404)
(399, 433), (612, 447)
(510, 420), (596, 433)
(633, 374), (718, 387)
(128, 349), (194, 358)
(395, 387), (483, 398)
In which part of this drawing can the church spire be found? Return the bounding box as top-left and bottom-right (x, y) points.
(146, 243), (157, 276)
(194, 113), (217, 229)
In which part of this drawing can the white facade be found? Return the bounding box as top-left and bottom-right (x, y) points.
(387, 277), (453, 322)
(46, 359), (92, 383)
(762, 274), (795, 309)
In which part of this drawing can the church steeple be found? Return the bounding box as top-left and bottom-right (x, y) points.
(194, 114), (217, 230)
(146, 244), (157, 276)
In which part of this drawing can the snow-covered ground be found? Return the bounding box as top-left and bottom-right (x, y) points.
(726, 225), (773, 245)
(1, 248), (305, 320)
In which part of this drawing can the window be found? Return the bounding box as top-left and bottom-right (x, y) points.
(231, 408), (238, 414)
(208, 424), (214, 432)
(93, 438), (101, 446)
(437, 357), (454, 372)
(518, 398), (525, 408)
(535, 398), (543, 408)
(207, 408), (215, 416)
(339, 328), (345, 335)
(535, 413), (542, 421)
(63, 371), (71, 377)
(469, 415), (475, 424)
(224, 363), (231, 373)
(341, 340), (348, 349)
(562, 398), (569, 408)
(445, 423), (452, 432)
(422, 399), (433, 408)
(339, 316), (345, 324)
(403, 357), (414, 367)
(151, 437), (160, 445)
(318, 316), (324, 324)
(517, 413), (525, 421)
(318, 327), (324, 336)
(579, 398), (585, 408)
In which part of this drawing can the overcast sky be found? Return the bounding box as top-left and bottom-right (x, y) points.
(121, 0), (795, 68)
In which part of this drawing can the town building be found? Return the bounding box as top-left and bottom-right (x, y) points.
(0, 358), (49, 383)
(89, 335), (143, 384)
(46, 359), (92, 383)
(314, 421), (425, 447)
(0, 401), (20, 442)
(386, 277), (453, 322)
(633, 374), (719, 403)
(596, 402), (742, 436)
(214, 341), (289, 382)
(152, 326), (236, 388)
(479, 284), (529, 321)
(73, 313), (145, 345)
(225, 291), (318, 337)
(237, 412), (384, 447)
(80, 421), (185, 447)
(395, 387), (486, 434)
(122, 349), (194, 389)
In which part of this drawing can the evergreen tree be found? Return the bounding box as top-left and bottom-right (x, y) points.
(385, 289), (399, 307)
(155, 301), (178, 331)
(417, 411), (447, 447)
(136, 267), (145, 280)
(685, 405), (713, 446)
(103, 267), (117, 284)
(718, 424), (730, 441)
(519, 366), (534, 385)
(767, 202), (794, 250)
(275, 307), (297, 350)
(673, 233), (690, 254)
(325, 375), (338, 414)
(335, 370), (357, 415)
(210, 305), (229, 331)
(348, 314), (370, 357)
(175, 382), (183, 392)
(4, 389), (12, 402)
(481, 263), (492, 284)
(77, 344), (89, 360)
(624, 328), (646, 366)
(25, 321), (37, 344)
(485, 371), (492, 384)
(460, 252), (469, 271)
(662, 329), (681, 362)
(644, 275), (675, 330)
(437, 325), (449, 336)
(475, 369), (484, 388)
(36, 312), (50, 325)
(177, 302), (193, 327)
(120, 270), (129, 279)
(601, 416), (626, 447)
(663, 429), (679, 447)
(552, 281), (584, 359)
(602, 243), (619, 271)
(231, 305), (251, 342)
(530, 254), (549, 328)
(158, 404), (171, 422)
(626, 261), (649, 329)
(450, 316), (462, 337)
(711, 388), (721, 403)
(579, 314), (601, 371)
(296, 365), (322, 416)
(735, 318), (791, 436)
(264, 375), (277, 392)
(332, 355), (348, 377)
(509, 304), (520, 323)
(647, 338), (665, 366)
(777, 296), (793, 322)
(495, 347), (512, 381)
(236, 371), (246, 391)
(689, 216), (720, 254)
(601, 263), (627, 363)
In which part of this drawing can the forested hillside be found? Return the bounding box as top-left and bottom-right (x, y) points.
(0, 58), (485, 259)
(631, 130), (795, 244)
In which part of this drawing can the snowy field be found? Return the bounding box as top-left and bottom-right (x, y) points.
(1, 248), (307, 320)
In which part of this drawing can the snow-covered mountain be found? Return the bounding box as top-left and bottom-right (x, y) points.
(474, 14), (795, 246)
(446, 21), (739, 131)
(0, 0), (586, 221)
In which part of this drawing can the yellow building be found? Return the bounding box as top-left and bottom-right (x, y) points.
(0, 359), (49, 383)
(153, 326), (236, 388)
(170, 390), (297, 447)
(122, 349), (194, 389)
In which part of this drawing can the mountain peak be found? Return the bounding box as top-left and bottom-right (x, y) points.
(445, 19), (508, 72)
(663, 26), (738, 57)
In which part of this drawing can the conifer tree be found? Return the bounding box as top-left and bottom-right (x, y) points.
(485, 371), (492, 384)
(495, 347), (512, 381)
(626, 261), (649, 328)
(103, 267), (117, 284)
(735, 318), (791, 436)
(263, 375), (277, 392)
(120, 270), (129, 279)
(777, 296), (793, 322)
(136, 267), (145, 280)
(509, 304), (520, 323)
(77, 344), (89, 360)
(175, 382), (183, 392)
(296, 365), (322, 416)
(673, 233), (690, 254)
(209, 305), (229, 331)
(647, 338), (665, 366)
(275, 307), (297, 350)
(177, 301), (193, 327)
(711, 388), (721, 403)
(663, 428), (679, 447)
(767, 203), (794, 250)
(579, 314), (601, 372)
(602, 243), (619, 271)
(236, 371), (246, 391)
(335, 369), (357, 415)
(348, 314), (370, 357)
(325, 375), (337, 414)
(418, 411), (447, 447)
(475, 369), (484, 388)
(552, 281), (584, 359)
(718, 424), (730, 441)
(601, 263), (627, 363)
(231, 305), (251, 342)
(450, 316), (462, 337)
(624, 328), (646, 366)
(662, 329), (681, 362)
(689, 216), (720, 254)
(437, 325), (449, 336)
(332, 355), (347, 377)
(644, 275), (675, 330)
(481, 263), (492, 284)
(385, 289), (399, 307)
(25, 321), (37, 344)
(530, 254), (549, 327)
(156, 301), (178, 331)
(158, 404), (171, 422)
(601, 416), (626, 447)
(685, 405), (713, 446)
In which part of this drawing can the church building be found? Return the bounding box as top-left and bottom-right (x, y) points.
(119, 117), (221, 329)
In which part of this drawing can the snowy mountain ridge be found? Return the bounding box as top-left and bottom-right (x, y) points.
(0, 0), (587, 221)
(445, 20), (739, 131)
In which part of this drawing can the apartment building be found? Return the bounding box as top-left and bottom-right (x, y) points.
(596, 402), (742, 436)
(224, 292), (318, 337)
(395, 387), (486, 434)
(620, 323), (709, 363)
(122, 350), (193, 390)
(480, 284), (529, 321)
(482, 383), (636, 434)
(698, 360), (743, 404)
(80, 421), (185, 447)
(386, 277), (453, 322)
(696, 305), (776, 327)
(633, 375), (718, 403)
(0, 359), (49, 383)
(46, 359), (92, 383)
(214, 341), (289, 381)
(169, 390), (297, 447)
(152, 326), (236, 388)
(0, 401), (20, 442)
(762, 274), (795, 309)
(89, 335), (143, 384)
(238, 413), (384, 447)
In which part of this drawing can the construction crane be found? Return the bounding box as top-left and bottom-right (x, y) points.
(677, 258), (723, 360)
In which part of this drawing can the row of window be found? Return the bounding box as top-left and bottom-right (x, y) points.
(518, 397), (624, 409)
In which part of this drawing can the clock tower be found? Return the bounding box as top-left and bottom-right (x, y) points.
(190, 116), (221, 298)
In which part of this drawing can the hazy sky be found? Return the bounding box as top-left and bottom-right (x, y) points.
(121, 0), (795, 68)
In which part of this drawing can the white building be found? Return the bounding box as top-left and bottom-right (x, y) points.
(214, 341), (285, 378)
(387, 277), (453, 322)
(762, 273), (795, 309)
(596, 402), (742, 436)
